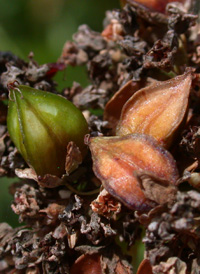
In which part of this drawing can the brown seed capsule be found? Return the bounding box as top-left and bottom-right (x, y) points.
(104, 80), (143, 133)
(136, 259), (153, 274)
(89, 134), (179, 211)
(116, 72), (192, 148)
(70, 254), (102, 274)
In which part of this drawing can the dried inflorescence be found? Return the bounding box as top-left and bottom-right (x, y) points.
(0, 0), (200, 273)
(143, 191), (200, 273)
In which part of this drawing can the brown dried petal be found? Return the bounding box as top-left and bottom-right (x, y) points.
(37, 174), (63, 188)
(89, 134), (179, 211)
(136, 172), (177, 206)
(101, 20), (124, 41)
(15, 168), (38, 181)
(15, 168), (63, 188)
(116, 72), (192, 148)
(59, 41), (88, 66)
(152, 257), (187, 274)
(65, 141), (83, 175)
(121, 0), (187, 14)
(91, 188), (121, 218)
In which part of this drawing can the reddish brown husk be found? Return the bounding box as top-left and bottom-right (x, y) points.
(89, 134), (179, 212)
(104, 80), (143, 133)
(136, 259), (153, 274)
(70, 254), (102, 274)
(120, 0), (186, 13)
(70, 253), (133, 274)
(116, 72), (192, 148)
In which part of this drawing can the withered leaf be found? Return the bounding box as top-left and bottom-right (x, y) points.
(116, 72), (192, 148)
(152, 257), (187, 274)
(89, 134), (179, 211)
(15, 168), (63, 188)
(91, 188), (121, 218)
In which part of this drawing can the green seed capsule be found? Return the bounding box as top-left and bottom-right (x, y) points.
(7, 85), (88, 177)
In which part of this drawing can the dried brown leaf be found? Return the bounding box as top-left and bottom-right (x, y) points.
(65, 141), (83, 175)
(136, 172), (177, 206)
(15, 167), (64, 188)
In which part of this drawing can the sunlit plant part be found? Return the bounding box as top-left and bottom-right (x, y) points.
(116, 72), (192, 148)
(7, 84), (88, 177)
(89, 134), (179, 211)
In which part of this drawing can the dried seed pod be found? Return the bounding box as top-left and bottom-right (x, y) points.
(89, 134), (179, 211)
(116, 73), (192, 148)
(7, 84), (88, 177)
(104, 80), (143, 132)
(70, 254), (133, 274)
(70, 254), (102, 274)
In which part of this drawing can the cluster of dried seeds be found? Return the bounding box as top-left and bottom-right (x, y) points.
(0, 0), (200, 273)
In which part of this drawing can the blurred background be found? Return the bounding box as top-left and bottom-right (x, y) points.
(0, 0), (120, 227)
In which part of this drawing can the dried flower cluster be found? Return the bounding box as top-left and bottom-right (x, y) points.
(0, 0), (200, 273)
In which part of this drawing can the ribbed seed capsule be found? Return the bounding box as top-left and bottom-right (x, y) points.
(89, 134), (179, 211)
(116, 72), (192, 148)
(7, 85), (88, 177)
